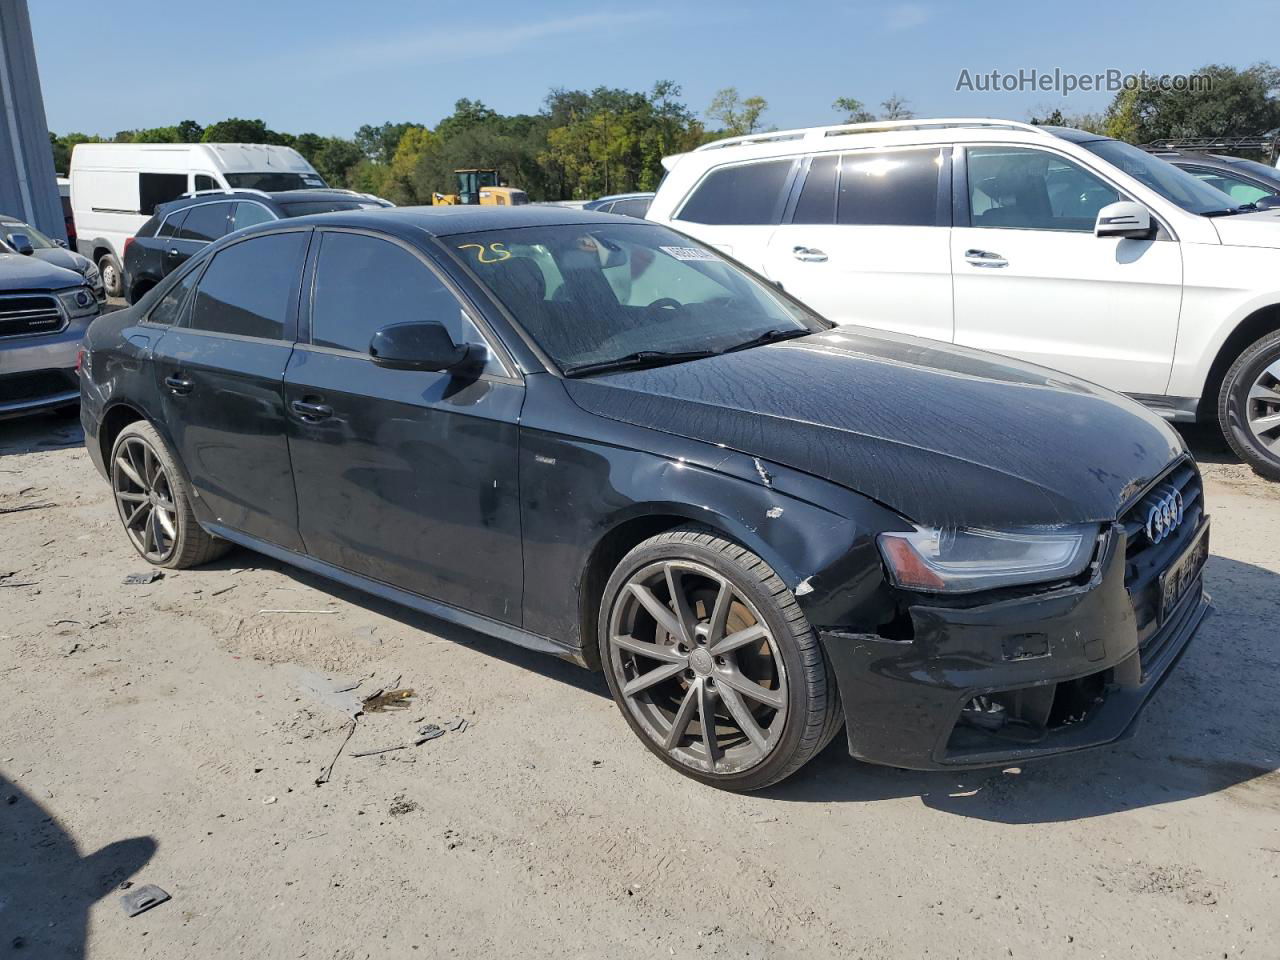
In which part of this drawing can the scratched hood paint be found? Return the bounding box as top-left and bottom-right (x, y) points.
(563, 328), (1185, 527)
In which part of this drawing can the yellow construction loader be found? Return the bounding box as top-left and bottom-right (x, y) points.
(433, 168), (528, 206)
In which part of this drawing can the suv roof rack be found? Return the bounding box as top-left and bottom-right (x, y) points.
(694, 118), (1051, 152)
(1144, 133), (1280, 163)
(180, 188), (273, 200)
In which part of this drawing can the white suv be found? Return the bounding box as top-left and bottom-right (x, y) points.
(647, 118), (1280, 480)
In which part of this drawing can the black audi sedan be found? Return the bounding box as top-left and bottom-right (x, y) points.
(79, 206), (1209, 790)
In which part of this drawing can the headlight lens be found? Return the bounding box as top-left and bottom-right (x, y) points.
(877, 524), (1099, 594)
(56, 286), (99, 319)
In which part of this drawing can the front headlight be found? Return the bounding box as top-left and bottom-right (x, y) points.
(56, 286), (99, 319)
(877, 524), (1099, 594)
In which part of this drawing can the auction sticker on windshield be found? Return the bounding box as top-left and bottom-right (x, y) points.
(660, 245), (721, 262)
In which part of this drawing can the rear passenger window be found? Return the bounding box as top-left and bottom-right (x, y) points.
(178, 203), (232, 242)
(837, 149), (942, 226)
(676, 159), (794, 225)
(148, 267), (199, 325)
(139, 173), (188, 215)
(188, 232), (307, 340)
(793, 154), (838, 224)
(157, 209), (188, 239)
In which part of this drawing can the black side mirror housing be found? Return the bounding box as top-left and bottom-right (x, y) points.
(53, 238), (68, 248)
(1254, 194), (1280, 211)
(9, 234), (34, 256)
(369, 321), (472, 372)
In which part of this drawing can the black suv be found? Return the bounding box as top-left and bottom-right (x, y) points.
(122, 189), (391, 304)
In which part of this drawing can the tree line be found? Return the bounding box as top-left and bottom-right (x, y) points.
(48, 64), (1280, 204)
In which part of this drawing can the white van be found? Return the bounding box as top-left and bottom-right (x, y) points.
(69, 142), (326, 296)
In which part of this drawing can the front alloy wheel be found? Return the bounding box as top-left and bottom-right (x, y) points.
(1220, 329), (1280, 482)
(600, 526), (841, 790)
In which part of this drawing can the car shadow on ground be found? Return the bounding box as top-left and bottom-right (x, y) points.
(0, 409), (83, 458)
(0, 774), (156, 957)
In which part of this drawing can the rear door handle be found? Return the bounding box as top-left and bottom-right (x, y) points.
(166, 248), (180, 257)
(792, 245), (828, 263)
(291, 399), (333, 421)
(163, 374), (193, 395)
(964, 248), (1008, 268)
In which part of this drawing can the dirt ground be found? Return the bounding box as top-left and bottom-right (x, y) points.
(1, 410), (1278, 960)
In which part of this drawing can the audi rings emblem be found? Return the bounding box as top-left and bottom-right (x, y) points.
(1144, 488), (1184, 544)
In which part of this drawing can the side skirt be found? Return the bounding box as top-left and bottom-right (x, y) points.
(1127, 393), (1200, 423)
(204, 523), (588, 667)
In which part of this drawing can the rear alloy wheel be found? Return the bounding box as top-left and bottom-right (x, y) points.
(599, 526), (841, 791)
(1219, 329), (1280, 482)
(110, 421), (230, 568)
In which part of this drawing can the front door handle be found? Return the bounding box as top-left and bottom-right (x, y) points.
(291, 399), (333, 421)
(792, 245), (828, 263)
(163, 374), (193, 395)
(167, 248), (180, 258)
(964, 248), (1008, 268)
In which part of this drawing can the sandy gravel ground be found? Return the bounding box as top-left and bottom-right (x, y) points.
(1, 412), (1278, 960)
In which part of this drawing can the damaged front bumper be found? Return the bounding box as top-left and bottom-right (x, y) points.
(818, 523), (1209, 771)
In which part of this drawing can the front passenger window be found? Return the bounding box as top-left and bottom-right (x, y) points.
(188, 232), (308, 339)
(967, 147), (1120, 231)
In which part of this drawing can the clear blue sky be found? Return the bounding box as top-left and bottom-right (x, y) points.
(31, 0), (1280, 137)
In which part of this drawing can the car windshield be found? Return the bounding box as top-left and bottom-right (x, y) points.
(0, 221), (57, 250)
(277, 199), (383, 217)
(1223, 157), (1280, 184)
(1079, 139), (1245, 215)
(224, 172), (328, 191)
(448, 222), (824, 375)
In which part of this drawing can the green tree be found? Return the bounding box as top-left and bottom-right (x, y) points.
(176, 119), (204, 143)
(832, 96), (875, 124)
(706, 87), (768, 136)
(1101, 62), (1280, 144)
(354, 121), (420, 165)
(879, 95), (914, 120)
(201, 117), (289, 145)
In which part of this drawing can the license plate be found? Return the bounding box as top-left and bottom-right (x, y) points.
(1159, 521), (1209, 621)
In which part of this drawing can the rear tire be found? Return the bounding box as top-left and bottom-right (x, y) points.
(110, 421), (231, 568)
(98, 254), (123, 299)
(1218, 329), (1280, 482)
(598, 525), (841, 791)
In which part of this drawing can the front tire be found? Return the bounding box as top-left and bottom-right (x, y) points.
(598, 526), (841, 791)
(1218, 329), (1280, 481)
(110, 421), (230, 568)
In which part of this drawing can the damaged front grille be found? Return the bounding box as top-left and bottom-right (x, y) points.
(1120, 460), (1204, 659)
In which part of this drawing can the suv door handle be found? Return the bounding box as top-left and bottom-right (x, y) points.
(163, 374), (193, 395)
(964, 249), (1008, 267)
(792, 245), (828, 263)
(167, 248), (180, 257)
(291, 399), (333, 421)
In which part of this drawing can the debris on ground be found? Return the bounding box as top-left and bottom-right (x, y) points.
(446, 716), (469, 733)
(415, 723), (444, 744)
(0, 501), (55, 515)
(262, 796), (277, 804)
(361, 687), (415, 713)
(388, 794), (419, 816)
(210, 584), (237, 597)
(123, 571), (164, 585)
(350, 743), (409, 758)
(120, 884), (171, 918)
(314, 717), (358, 787)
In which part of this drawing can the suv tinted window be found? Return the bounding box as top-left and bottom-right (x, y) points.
(311, 232), (502, 373)
(967, 147), (1120, 231)
(148, 267), (199, 325)
(793, 154), (838, 224)
(231, 202), (276, 231)
(139, 173), (188, 215)
(610, 198), (650, 217)
(838, 149), (941, 226)
(676, 159), (793, 225)
(188, 232), (307, 340)
(157, 209), (188, 239)
(178, 203), (232, 242)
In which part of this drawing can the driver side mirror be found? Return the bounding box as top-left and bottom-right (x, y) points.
(1253, 194), (1280, 211)
(369, 321), (473, 372)
(8, 233), (34, 255)
(1095, 201), (1154, 240)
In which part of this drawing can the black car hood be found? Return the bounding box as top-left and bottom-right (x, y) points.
(0, 253), (84, 290)
(31, 248), (89, 276)
(563, 329), (1185, 527)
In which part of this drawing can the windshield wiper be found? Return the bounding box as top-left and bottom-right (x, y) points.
(1202, 207), (1245, 218)
(562, 349), (719, 377)
(720, 327), (810, 354)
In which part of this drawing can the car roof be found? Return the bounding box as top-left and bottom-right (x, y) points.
(0, 214), (27, 225)
(273, 204), (631, 237)
(592, 192), (655, 203)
